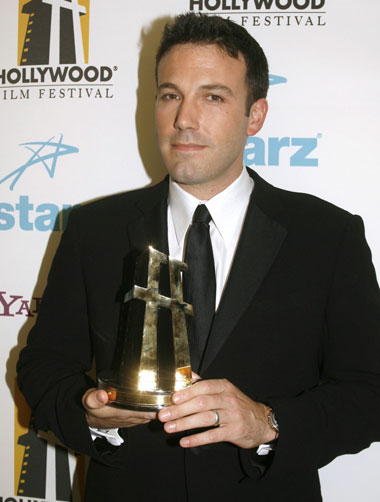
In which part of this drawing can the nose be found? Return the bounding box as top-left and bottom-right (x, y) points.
(174, 98), (199, 131)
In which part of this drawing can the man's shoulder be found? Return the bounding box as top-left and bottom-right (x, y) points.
(277, 185), (351, 220)
(68, 178), (168, 227)
(250, 168), (354, 228)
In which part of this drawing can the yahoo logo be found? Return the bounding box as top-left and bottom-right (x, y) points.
(0, 291), (41, 318)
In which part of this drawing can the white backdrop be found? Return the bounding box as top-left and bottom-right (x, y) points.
(1, 1), (380, 500)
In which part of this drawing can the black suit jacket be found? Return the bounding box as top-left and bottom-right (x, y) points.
(17, 168), (380, 501)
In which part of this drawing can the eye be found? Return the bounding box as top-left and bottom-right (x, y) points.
(206, 94), (224, 103)
(161, 93), (180, 101)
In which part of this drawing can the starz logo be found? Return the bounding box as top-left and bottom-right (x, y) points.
(0, 135), (79, 191)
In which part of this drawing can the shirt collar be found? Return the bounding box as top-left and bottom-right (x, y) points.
(168, 167), (254, 247)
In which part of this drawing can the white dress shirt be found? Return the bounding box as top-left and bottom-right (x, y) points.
(168, 167), (253, 309)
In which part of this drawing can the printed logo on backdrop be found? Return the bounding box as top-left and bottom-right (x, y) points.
(244, 134), (321, 167)
(0, 135), (78, 191)
(1, 1), (116, 101)
(13, 382), (85, 502)
(0, 291), (41, 317)
(0, 135), (79, 232)
(244, 75), (321, 167)
(190, 0), (326, 27)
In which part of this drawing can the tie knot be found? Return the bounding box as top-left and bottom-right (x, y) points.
(192, 204), (212, 224)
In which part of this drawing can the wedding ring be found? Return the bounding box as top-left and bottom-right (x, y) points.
(213, 410), (220, 427)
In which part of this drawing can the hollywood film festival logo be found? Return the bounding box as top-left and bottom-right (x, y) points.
(12, 387), (85, 502)
(190, 0), (326, 27)
(1, 0), (116, 101)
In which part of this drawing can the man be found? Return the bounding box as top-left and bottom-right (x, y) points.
(17, 13), (380, 502)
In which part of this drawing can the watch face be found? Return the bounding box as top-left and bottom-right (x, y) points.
(269, 410), (280, 432)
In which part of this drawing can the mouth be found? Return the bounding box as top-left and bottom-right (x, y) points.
(171, 143), (206, 152)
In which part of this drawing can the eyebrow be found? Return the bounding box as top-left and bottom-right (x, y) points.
(157, 82), (180, 93)
(157, 82), (234, 96)
(199, 84), (234, 96)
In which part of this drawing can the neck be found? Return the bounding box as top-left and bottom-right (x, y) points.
(175, 168), (244, 201)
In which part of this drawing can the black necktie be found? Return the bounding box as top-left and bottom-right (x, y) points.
(183, 204), (216, 372)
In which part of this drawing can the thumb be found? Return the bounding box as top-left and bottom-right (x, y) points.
(83, 388), (109, 409)
(192, 371), (201, 383)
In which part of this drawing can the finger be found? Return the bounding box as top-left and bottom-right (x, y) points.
(172, 378), (228, 405)
(85, 403), (157, 428)
(102, 407), (157, 421)
(136, 410), (157, 420)
(164, 409), (220, 434)
(179, 426), (226, 448)
(83, 389), (109, 410)
(159, 393), (221, 422)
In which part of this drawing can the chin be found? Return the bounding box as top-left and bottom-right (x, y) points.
(167, 163), (202, 185)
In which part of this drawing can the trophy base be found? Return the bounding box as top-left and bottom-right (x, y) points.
(98, 376), (174, 411)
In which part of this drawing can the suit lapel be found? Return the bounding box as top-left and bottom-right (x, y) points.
(200, 172), (287, 373)
(126, 180), (169, 256)
(120, 180), (169, 299)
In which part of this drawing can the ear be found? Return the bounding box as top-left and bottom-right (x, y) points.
(246, 98), (268, 137)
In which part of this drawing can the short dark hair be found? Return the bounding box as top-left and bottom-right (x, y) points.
(155, 13), (269, 115)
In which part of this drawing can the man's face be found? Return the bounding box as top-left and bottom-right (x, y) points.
(155, 43), (267, 199)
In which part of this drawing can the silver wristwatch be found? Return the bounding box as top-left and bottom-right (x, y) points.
(267, 407), (280, 435)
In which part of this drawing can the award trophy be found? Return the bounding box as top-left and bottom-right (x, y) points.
(98, 246), (193, 410)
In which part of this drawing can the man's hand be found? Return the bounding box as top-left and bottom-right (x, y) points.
(158, 379), (276, 449)
(82, 388), (156, 429)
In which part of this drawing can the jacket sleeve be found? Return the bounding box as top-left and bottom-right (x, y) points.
(17, 208), (126, 466)
(261, 214), (380, 477)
